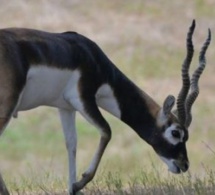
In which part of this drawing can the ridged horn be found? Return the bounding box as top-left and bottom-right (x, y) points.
(185, 28), (211, 128)
(176, 20), (195, 125)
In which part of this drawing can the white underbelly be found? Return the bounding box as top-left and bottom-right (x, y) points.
(14, 66), (121, 119)
(16, 66), (73, 111)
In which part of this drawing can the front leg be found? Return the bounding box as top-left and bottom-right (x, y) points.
(58, 109), (77, 194)
(73, 130), (111, 193)
(65, 94), (111, 194)
(0, 173), (10, 195)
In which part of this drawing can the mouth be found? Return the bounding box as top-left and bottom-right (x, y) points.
(171, 162), (182, 174)
(160, 156), (189, 174)
(173, 161), (189, 173)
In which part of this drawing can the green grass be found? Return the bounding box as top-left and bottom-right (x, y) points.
(0, 0), (215, 194)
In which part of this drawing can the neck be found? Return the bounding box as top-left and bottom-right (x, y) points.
(111, 70), (160, 142)
(77, 38), (161, 142)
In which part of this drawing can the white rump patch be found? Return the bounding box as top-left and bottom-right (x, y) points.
(163, 124), (184, 145)
(96, 84), (121, 119)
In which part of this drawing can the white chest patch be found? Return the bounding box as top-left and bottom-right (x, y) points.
(163, 124), (184, 145)
(95, 84), (121, 119)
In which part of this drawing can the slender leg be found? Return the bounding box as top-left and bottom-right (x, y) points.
(0, 173), (10, 195)
(0, 61), (25, 195)
(58, 109), (77, 194)
(66, 95), (111, 193)
(0, 118), (11, 195)
(73, 132), (110, 192)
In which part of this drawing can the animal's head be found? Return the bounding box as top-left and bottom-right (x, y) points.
(151, 20), (211, 174)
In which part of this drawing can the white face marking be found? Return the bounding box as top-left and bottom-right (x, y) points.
(160, 156), (180, 174)
(95, 84), (121, 119)
(163, 123), (184, 145)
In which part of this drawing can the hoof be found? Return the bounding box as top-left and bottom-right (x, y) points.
(71, 191), (84, 195)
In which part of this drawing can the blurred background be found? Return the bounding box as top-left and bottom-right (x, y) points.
(0, 0), (214, 193)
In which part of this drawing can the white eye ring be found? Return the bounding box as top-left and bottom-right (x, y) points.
(163, 124), (184, 145)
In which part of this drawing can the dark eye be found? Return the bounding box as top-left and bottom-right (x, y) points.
(171, 130), (180, 138)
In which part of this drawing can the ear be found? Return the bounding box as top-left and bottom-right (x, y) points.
(163, 95), (175, 116)
(157, 95), (175, 126)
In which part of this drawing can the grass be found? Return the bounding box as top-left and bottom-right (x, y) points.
(0, 0), (215, 194)
(4, 166), (215, 194)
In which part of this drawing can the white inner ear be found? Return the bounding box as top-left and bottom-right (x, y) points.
(157, 109), (167, 127)
(163, 124), (184, 145)
(156, 109), (168, 127)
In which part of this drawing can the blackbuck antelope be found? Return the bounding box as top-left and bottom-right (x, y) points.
(0, 20), (211, 195)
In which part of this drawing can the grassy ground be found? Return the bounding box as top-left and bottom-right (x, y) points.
(0, 0), (215, 194)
